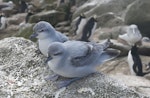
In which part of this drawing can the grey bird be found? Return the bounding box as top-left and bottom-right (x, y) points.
(46, 39), (120, 88)
(30, 21), (69, 57)
(118, 24), (142, 46)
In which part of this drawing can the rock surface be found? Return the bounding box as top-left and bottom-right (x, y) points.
(124, 0), (150, 37)
(0, 37), (149, 98)
(97, 56), (150, 96)
(29, 10), (66, 25)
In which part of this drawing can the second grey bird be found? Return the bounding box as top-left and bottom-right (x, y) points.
(30, 21), (69, 57)
(46, 39), (120, 88)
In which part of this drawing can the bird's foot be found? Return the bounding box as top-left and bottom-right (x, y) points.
(45, 74), (59, 81)
(56, 77), (82, 89)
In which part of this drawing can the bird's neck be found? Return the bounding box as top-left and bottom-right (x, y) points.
(131, 46), (138, 56)
(50, 54), (68, 71)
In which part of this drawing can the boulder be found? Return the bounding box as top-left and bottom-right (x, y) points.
(0, 2), (17, 17)
(110, 75), (150, 96)
(0, 25), (19, 40)
(73, 0), (135, 19)
(97, 12), (124, 28)
(7, 13), (26, 25)
(75, 0), (88, 7)
(71, 0), (135, 33)
(30, 0), (55, 8)
(0, 37), (148, 98)
(124, 0), (150, 37)
(29, 10), (66, 25)
(96, 26), (127, 40)
(16, 23), (34, 40)
(97, 56), (150, 96)
(98, 56), (150, 76)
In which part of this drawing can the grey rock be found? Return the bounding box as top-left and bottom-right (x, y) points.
(124, 0), (150, 24)
(97, 12), (124, 28)
(7, 13), (26, 25)
(97, 25), (128, 40)
(16, 23), (34, 40)
(0, 37), (148, 98)
(98, 56), (150, 96)
(71, 0), (135, 34)
(29, 10), (66, 25)
(124, 0), (150, 37)
(73, 0), (135, 19)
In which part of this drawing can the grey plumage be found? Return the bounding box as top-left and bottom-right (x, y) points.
(118, 24), (142, 46)
(30, 21), (68, 57)
(47, 40), (120, 78)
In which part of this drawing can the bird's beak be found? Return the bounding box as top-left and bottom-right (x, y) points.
(29, 33), (38, 40)
(45, 56), (52, 64)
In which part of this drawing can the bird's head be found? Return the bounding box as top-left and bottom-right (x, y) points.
(48, 42), (65, 58)
(128, 24), (140, 35)
(30, 21), (56, 40)
(92, 15), (98, 22)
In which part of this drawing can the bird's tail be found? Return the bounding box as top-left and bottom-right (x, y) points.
(97, 39), (111, 50)
(97, 48), (120, 63)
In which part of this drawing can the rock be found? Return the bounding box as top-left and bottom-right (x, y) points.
(110, 75), (150, 96)
(0, 37), (148, 98)
(73, 0), (102, 19)
(97, 26), (127, 40)
(73, 0), (135, 19)
(29, 10), (66, 25)
(55, 26), (71, 33)
(16, 23), (34, 40)
(71, 0), (135, 33)
(97, 56), (150, 96)
(97, 12), (124, 28)
(30, 0), (55, 8)
(7, 13), (26, 25)
(124, 0), (150, 24)
(55, 21), (70, 27)
(124, 0), (150, 37)
(75, 0), (88, 7)
(98, 56), (150, 76)
(0, 1), (17, 17)
(0, 25), (19, 40)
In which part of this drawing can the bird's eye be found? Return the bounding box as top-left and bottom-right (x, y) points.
(39, 29), (44, 32)
(53, 52), (62, 56)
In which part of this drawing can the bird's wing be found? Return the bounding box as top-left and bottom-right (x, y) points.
(66, 41), (106, 67)
(69, 41), (120, 67)
(97, 49), (120, 63)
(118, 34), (129, 42)
(56, 31), (69, 42)
(64, 41), (89, 58)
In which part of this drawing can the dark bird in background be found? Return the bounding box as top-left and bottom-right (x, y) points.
(19, 0), (28, 13)
(80, 15), (97, 42)
(127, 44), (150, 76)
(25, 11), (33, 23)
(74, 13), (87, 36)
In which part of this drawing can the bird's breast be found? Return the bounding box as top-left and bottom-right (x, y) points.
(127, 51), (136, 75)
(76, 19), (87, 35)
(38, 39), (52, 57)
